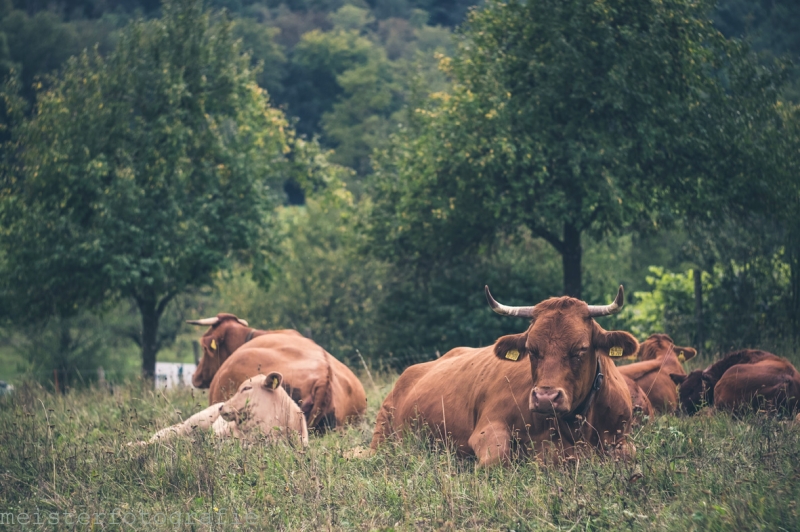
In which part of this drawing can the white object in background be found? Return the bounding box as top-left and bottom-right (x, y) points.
(154, 362), (196, 389)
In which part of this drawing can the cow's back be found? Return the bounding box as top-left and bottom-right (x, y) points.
(209, 334), (366, 428)
(618, 357), (683, 413)
(714, 358), (800, 414)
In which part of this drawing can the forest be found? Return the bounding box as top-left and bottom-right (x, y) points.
(0, 0), (799, 386)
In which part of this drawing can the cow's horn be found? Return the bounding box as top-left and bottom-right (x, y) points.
(186, 317), (220, 326)
(485, 286), (536, 318)
(237, 318), (249, 326)
(587, 285), (624, 317)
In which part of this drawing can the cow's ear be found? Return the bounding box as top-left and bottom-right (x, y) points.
(592, 322), (638, 358)
(263, 372), (283, 390)
(200, 336), (218, 358)
(494, 333), (528, 362)
(670, 373), (687, 385)
(673, 346), (697, 363)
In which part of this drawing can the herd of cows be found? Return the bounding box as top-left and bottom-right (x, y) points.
(136, 285), (800, 467)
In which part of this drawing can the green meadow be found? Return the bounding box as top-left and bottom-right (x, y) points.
(1, 368), (798, 531)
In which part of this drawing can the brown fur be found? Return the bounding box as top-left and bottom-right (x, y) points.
(623, 375), (654, 423)
(209, 335), (366, 430)
(370, 295), (639, 467)
(192, 313), (366, 430)
(136, 373), (308, 446)
(191, 313), (302, 388)
(673, 349), (800, 415)
(617, 334), (696, 413)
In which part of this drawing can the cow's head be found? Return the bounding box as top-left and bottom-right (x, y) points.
(670, 370), (714, 414)
(187, 313), (252, 388)
(488, 285), (638, 416)
(638, 334), (697, 362)
(219, 372), (286, 425)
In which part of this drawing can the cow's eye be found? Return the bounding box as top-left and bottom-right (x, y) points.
(241, 386), (252, 392)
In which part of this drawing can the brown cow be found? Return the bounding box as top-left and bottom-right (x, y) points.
(671, 349), (800, 415)
(188, 313), (367, 430)
(370, 286), (639, 467)
(187, 313), (302, 389)
(623, 375), (654, 423)
(134, 373), (308, 446)
(617, 334), (697, 413)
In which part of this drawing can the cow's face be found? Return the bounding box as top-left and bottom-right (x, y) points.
(493, 297), (638, 415)
(219, 372), (284, 424)
(671, 370), (712, 414)
(638, 334), (697, 362)
(189, 313), (252, 388)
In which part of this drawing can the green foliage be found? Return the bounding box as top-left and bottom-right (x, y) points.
(0, 0), (292, 376)
(208, 193), (390, 362)
(1, 376), (799, 529)
(0, 7), (121, 101)
(715, 0), (800, 99)
(619, 259), (794, 354)
(369, 0), (783, 299)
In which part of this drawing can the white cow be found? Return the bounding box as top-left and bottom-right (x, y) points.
(135, 372), (308, 446)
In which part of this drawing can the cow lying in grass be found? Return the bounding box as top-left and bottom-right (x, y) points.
(188, 313), (367, 430)
(371, 285), (640, 467)
(133, 373), (308, 446)
(617, 334), (697, 414)
(671, 349), (800, 416)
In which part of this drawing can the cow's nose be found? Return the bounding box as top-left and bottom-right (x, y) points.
(530, 387), (566, 413)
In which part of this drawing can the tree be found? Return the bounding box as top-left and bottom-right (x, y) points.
(370, 0), (781, 298)
(0, 0), (291, 378)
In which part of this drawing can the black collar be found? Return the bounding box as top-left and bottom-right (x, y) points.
(565, 358), (604, 422)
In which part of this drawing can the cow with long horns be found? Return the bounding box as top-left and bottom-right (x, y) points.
(370, 286), (639, 466)
(187, 313), (367, 430)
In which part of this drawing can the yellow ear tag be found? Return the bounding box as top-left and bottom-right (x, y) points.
(609, 347), (623, 357)
(678, 351), (686, 363)
(272, 377), (279, 389)
(505, 349), (520, 361)
(210, 339), (217, 351)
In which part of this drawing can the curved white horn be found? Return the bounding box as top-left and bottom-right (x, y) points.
(485, 286), (536, 318)
(587, 285), (624, 317)
(186, 317), (220, 326)
(237, 319), (249, 327)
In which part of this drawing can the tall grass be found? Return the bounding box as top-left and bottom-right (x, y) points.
(0, 373), (798, 530)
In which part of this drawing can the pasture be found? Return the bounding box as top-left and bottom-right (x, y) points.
(1, 368), (798, 531)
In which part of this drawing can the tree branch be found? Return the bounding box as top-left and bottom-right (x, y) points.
(156, 290), (178, 318)
(531, 226), (565, 255)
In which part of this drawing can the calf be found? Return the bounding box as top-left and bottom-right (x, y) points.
(617, 334), (696, 413)
(371, 286), (639, 467)
(671, 349), (800, 415)
(138, 373), (308, 446)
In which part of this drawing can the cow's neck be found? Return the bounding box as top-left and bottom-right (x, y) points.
(564, 358), (604, 423)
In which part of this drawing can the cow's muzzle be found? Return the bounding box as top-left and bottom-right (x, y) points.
(529, 387), (570, 414)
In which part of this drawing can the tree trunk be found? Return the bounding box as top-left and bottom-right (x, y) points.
(789, 233), (800, 348)
(562, 221), (582, 298)
(693, 267), (703, 354)
(139, 299), (159, 380)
